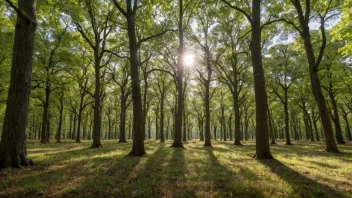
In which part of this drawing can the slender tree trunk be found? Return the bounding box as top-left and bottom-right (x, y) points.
(233, 95), (242, 145)
(155, 107), (159, 140)
(148, 117), (151, 139)
(329, 92), (345, 144)
(75, 103), (84, 143)
(342, 113), (352, 141)
(292, 0), (339, 152)
(284, 92), (292, 145)
(56, 93), (64, 143)
(183, 107), (187, 142)
(171, 0), (184, 148)
(268, 109), (276, 144)
(40, 87), (50, 143)
(166, 115), (170, 140)
(119, 99), (127, 143)
(213, 125), (217, 140)
(308, 113), (315, 141)
(0, 0), (37, 168)
(72, 113), (77, 140)
(159, 94), (165, 143)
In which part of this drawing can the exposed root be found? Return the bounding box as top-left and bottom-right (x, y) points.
(0, 155), (33, 169)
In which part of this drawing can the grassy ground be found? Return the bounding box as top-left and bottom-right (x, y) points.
(0, 139), (351, 198)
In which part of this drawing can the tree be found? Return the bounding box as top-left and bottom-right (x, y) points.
(266, 45), (299, 145)
(111, 62), (131, 143)
(70, 0), (116, 148)
(32, 19), (68, 143)
(113, 0), (173, 155)
(280, 0), (340, 152)
(221, 0), (273, 158)
(0, 0), (37, 168)
(215, 12), (251, 146)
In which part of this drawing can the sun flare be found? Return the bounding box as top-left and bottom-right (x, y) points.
(184, 54), (194, 66)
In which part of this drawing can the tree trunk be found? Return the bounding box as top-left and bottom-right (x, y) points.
(0, 0), (37, 168)
(171, 0), (184, 148)
(183, 106), (187, 142)
(126, 7), (145, 155)
(292, 0), (339, 152)
(72, 113), (77, 140)
(56, 93), (64, 143)
(251, 0), (273, 159)
(268, 109), (276, 144)
(166, 115), (170, 140)
(148, 117), (151, 139)
(284, 91), (292, 145)
(40, 87), (50, 143)
(204, 83), (211, 146)
(213, 125), (217, 140)
(75, 97), (84, 143)
(159, 94), (165, 143)
(342, 113), (352, 141)
(329, 92), (345, 144)
(119, 98), (127, 143)
(155, 107), (159, 140)
(91, 51), (103, 148)
(233, 93), (242, 145)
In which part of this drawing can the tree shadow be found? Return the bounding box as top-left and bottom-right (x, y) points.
(259, 159), (347, 197)
(204, 147), (265, 197)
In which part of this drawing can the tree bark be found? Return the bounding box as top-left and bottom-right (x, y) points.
(40, 87), (51, 143)
(56, 91), (64, 143)
(171, 0), (184, 148)
(0, 0), (37, 168)
(251, 0), (273, 159)
(126, 4), (145, 155)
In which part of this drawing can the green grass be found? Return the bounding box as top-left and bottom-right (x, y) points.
(0, 139), (351, 197)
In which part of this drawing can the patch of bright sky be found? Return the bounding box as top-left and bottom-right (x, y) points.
(272, 16), (341, 46)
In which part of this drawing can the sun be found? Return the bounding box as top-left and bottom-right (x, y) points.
(184, 53), (194, 66)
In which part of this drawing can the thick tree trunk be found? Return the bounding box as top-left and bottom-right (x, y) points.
(127, 8), (145, 155)
(91, 52), (102, 148)
(0, 0), (37, 168)
(251, 0), (273, 159)
(204, 83), (211, 146)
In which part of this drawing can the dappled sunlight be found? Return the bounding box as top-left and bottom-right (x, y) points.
(1, 139), (351, 197)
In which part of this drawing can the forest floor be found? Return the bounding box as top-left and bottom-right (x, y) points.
(0, 139), (351, 198)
